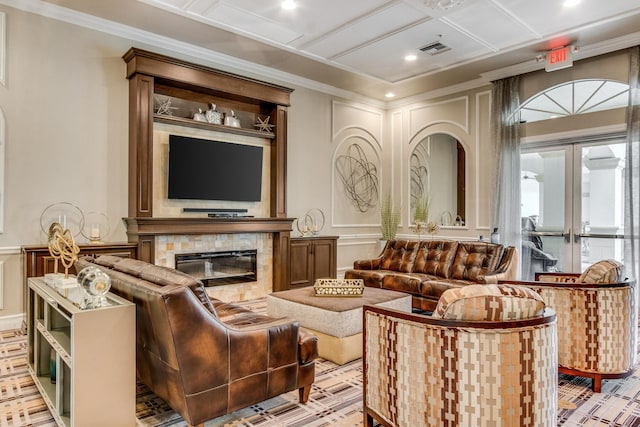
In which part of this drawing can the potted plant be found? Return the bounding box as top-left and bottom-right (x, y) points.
(412, 195), (430, 241)
(380, 192), (401, 241)
(413, 195), (430, 224)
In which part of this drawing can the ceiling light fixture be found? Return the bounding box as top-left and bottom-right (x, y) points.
(281, 0), (296, 10)
(405, 54), (417, 61)
(385, 92), (395, 98)
(424, 0), (465, 10)
(562, 0), (580, 7)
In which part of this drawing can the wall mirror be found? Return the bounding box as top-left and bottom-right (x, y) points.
(410, 133), (466, 226)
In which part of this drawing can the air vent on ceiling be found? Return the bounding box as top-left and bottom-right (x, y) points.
(419, 41), (451, 55)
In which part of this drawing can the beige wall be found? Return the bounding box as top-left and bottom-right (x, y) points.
(0, 4), (633, 327)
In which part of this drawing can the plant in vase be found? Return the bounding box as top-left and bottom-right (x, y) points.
(380, 192), (401, 242)
(412, 195), (431, 241)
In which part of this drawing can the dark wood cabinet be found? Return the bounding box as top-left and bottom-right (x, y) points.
(22, 243), (138, 281)
(290, 236), (338, 289)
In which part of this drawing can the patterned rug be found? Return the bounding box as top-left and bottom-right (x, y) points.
(2, 298), (640, 426)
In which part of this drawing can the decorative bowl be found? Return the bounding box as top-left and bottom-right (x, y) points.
(313, 278), (364, 297)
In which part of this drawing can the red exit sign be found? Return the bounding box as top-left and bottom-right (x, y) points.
(545, 46), (574, 72)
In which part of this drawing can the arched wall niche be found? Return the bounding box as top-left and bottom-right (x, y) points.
(408, 129), (466, 227)
(331, 128), (381, 227)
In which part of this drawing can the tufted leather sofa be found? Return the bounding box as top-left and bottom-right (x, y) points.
(75, 255), (318, 427)
(345, 239), (518, 311)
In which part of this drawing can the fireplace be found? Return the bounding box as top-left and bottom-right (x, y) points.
(175, 250), (257, 286)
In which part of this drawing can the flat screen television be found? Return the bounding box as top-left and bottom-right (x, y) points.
(168, 135), (263, 202)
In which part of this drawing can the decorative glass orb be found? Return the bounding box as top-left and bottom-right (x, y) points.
(77, 266), (111, 308)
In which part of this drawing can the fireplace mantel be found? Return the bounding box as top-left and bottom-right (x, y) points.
(123, 217), (294, 236)
(123, 217), (294, 292)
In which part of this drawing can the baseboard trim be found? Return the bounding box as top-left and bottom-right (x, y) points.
(0, 313), (26, 331)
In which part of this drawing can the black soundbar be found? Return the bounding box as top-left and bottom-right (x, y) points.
(183, 208), (248, 213)
(207, 214), (254, 218)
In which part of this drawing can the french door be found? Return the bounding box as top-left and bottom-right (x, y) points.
(520, 135), (626, 278)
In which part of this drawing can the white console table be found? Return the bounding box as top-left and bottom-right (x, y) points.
(26, 277), (135, 426)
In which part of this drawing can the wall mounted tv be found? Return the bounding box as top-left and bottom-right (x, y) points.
(168, 135), (263, 202)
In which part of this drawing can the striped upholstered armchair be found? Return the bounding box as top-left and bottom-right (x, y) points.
(501, 259), (637, 392)
(363, 284), (558, 427)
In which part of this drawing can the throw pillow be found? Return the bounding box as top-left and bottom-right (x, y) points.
(577, 259), (623, 284)
(432, 284), (546, 321)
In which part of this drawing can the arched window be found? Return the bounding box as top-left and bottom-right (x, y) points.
(518, 79), (629, 123)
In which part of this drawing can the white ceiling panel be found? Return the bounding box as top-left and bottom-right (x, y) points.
(197, 2), (302, 44)
(183, 0), (214, 15)
(495, 0), (640, 38)
(335, 19), (493, 81)
(302, 2), (429, 59)
(443, 1), (538, 50)
(142, 0), (192, 9)
(211, 0), (394, 46)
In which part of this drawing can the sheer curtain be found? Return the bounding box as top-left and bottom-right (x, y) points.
(625, 46), (640, 283)
(491, 76), (525, 278)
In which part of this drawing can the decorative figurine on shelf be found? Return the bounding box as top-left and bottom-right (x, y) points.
(155, 96), (178, 116)
(81, 211), (110, 245)
(224, 110), (241, 127)
(44, 222), (64, 286)
(193, 108), (207, 122)
(426, 220), (440, 238)
(77, 266), (112, 309)
(254, 115), (275, 132)
(205, 103), (223, 125)
(296, 208), (326, 237)
(44, 222), (80, 293)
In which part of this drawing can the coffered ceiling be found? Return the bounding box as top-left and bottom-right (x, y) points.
(28, 0), (640, 101)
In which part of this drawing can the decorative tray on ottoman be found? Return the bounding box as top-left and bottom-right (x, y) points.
(313, 278), (364, 297)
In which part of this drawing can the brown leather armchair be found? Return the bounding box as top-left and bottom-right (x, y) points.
(75, 255), (318, 427)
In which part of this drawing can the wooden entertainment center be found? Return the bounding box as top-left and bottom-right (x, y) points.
(122, 48), (295, 291)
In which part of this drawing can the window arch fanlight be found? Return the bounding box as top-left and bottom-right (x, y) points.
(518, 79), (629, 123)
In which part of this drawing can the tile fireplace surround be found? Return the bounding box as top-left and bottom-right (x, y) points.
(155, 233), (273, 302)
(123, 217), (294, 303)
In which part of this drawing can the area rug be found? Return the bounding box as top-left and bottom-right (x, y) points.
(2, 298), (640, 426)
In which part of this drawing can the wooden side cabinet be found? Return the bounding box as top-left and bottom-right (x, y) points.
(27, 277), (135, 426)
(290, 236), (338, 288)
(22, 243), (137, 281)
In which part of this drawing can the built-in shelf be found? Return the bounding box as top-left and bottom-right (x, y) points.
(124, 47), (294, 291)
(154, 114), (275, 139)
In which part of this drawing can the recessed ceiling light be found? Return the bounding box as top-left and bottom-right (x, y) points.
(562, 0), (580, 7)
(385, 92), (395, 98)
(282, 0), (296, 10)
(405, 54), (417, 61)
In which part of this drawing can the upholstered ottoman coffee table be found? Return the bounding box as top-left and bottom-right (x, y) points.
(267, 286), (411, 364)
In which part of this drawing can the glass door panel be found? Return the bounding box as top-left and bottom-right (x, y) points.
(521, 139), (626, 279)
(577, 142), (626, 270)
(521, 149), (569, 279)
